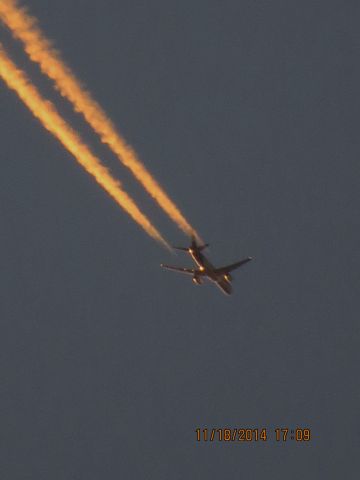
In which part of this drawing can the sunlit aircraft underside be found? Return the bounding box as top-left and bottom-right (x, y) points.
(161, 236), (252, 295)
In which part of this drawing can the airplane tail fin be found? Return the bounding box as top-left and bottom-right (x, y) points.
(173, 235), (209, 252)
(190, 234), (209, 250)
(172, 243), (209, 252)
(173, 234), (197, 252)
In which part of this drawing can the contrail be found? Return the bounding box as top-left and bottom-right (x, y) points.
(0, 0), (200, 241)
(0, 45), (169, 248)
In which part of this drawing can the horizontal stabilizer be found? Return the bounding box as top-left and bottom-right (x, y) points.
(172, 246), (189, 252)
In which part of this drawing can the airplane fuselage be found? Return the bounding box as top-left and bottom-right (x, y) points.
(189, 248), (232, 295)
(161, 236), (252, 295)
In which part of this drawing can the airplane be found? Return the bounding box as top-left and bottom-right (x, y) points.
(161, 236), (252, 295)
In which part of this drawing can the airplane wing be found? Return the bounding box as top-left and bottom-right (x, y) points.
(214, 257), (253, 274)
(160, 264), (195, 275)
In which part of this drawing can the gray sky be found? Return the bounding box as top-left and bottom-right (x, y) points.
(1, 0), (359, 478)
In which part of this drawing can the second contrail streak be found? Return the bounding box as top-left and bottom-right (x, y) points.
(0, 0), (199, 240)
(0, 45), (169, 248)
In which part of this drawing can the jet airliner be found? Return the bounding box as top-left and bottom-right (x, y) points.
(161, 236), (252, 295)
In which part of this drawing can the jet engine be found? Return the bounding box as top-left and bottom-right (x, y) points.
(192, 276), (203, 285)
(223, 273), (232, 282)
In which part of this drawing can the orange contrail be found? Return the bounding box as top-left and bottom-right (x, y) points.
(0, 45), (169, 248)
(0, 0), (199, 241)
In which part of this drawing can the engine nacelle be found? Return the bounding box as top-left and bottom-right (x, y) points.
(192, 276), (203, 285)
(223, 273), (232, 282)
